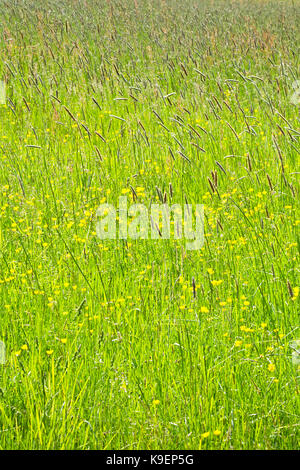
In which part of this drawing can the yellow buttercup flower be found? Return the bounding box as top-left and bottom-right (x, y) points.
(211, 280), (223, 287)
(200, 306), (209, 313)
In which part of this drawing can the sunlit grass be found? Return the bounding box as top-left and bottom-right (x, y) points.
(0, 0), (299, 450)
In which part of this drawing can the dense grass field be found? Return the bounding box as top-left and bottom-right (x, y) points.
(0, 0), (299, 450)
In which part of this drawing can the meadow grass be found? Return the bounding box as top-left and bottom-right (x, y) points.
(0, 0), (299, 450)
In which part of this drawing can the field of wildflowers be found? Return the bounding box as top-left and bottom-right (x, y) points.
(0, 0), (299, 450)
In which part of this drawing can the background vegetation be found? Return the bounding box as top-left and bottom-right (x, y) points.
(0, 0), (299, 449)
